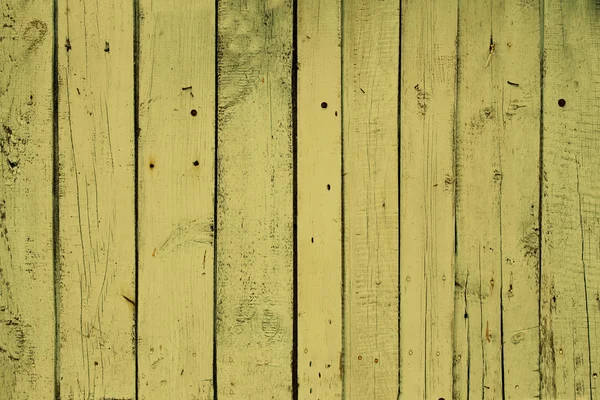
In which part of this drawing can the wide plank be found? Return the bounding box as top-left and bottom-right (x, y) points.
(540, 0), (600, 398)
(342, 0), (400, 398)
(398, 0), (457, 398)
(137, 1), (216, 398)
(0, 0), (54, 398)
(56, 0), (136, 397)
(216, 0), (294, 398)
(452, 1), (542, 399)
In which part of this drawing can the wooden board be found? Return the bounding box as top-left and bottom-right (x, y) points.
(0, 0), (55, 398)
(137, 1), (216, 398)
(452, 0), (542, 399)
(398, 0), (457, 398)
(540, 0), (600, 398)
(342, 0), (400, 398)
(493, 2), (542, 398)
(216, 0), (294, 398)
(297, 0), (343, 398)
(56, 0), (136, 397)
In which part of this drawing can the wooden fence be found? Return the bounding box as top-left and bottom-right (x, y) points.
(1, 0), (599, 398)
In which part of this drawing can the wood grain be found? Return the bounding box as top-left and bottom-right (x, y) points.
(216, 0), (294, 398)
(452, 0), (542, 399)
(399, 0), (457, 398)
(540, 0), (600, 398)
(297, 0), (343, 398)
(342, 0), (400, 398)
(493, 2), (542, 399)
(137, 1), (216, 398)
(0, 0), (54, 398)
(57, 0), (136, 397)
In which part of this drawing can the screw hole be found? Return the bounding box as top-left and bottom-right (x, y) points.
(191, 109), (198, 116)
(558, 99), (566, 107)
(193, 160), (199, 166)
(321, 102), (327, 109)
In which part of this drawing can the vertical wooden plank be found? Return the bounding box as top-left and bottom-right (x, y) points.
(398, 0), (457, 398)
(452, 0), (541, 399)
(0, 0), (54, 397)
(342, 0), (400, 398)
(297, 0), (343, 398)
(216, 0), (294, 398)
(137, 0), (215, 398)
(541, 0), (600, 398)
(56, 0), (136, 397)
(495, 2), (542, 399)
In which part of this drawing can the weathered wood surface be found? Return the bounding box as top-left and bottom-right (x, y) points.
(57, 0), (136, 397)
(216, 0), (294, 398)
(399, 0), (457, 398)
(540, 0), (600, 398)
(137, 0), (216, 398)
(0, 0), (55, 398)
(342, 0), (400, 398)
(2, 0), (600, 398)
(297, 0), (343, 398)
(452, 0), (543, 399)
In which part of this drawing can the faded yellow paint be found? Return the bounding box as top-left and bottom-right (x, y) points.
(0, 0), (54, 398)
(216, 0), (294, 399)
(399, 0), (456, 399)
(297, 0), (343, 398)
(342, 0), (400, 398)
(2, 0), (600, 399)
(137, 0), (216, 399)
(57, 0), (136, 397)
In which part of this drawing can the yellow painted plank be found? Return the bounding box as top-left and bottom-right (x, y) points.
(137, 1), (216, 398)
(342, 0), (400, 398)
(399, 0), (457, 398)
(493, 2), (542, 399)
(216, 0), (294, 398)
(452, 1), (541, 399)
(0, 0), (54, 397)
(297, 0), (343, 398)
(56, 0), (136, 397)
(540, 0), (600, 398)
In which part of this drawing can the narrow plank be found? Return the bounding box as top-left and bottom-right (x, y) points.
(56, 0), (136, 397)
(452, 0), (541, 399)
(398, 0), (457, 398)
(137, 1), (216, 398)
(0, 0), (54, 397)
(297, 0), (343, 398)
(494, 2), (542, 399)
(216, 0), (294, 398)
(540, 0), (600, 398)
(342, 0), (400, 398)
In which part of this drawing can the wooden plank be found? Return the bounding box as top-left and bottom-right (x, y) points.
(452, 0), (541, 399)
(216, 0), (294, 398)
(0, 0), (54, 398)
(398, 0), (457, 398)
(56, 0), (136, 397)
(137, 1), (216, 398)
(493, 2), (542, 399)
(342, 0), (400, 398)
(540, 0), (600, 398)
(297, 0), (343, 398)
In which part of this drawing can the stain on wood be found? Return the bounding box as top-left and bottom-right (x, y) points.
(216, 0), (294, 398)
